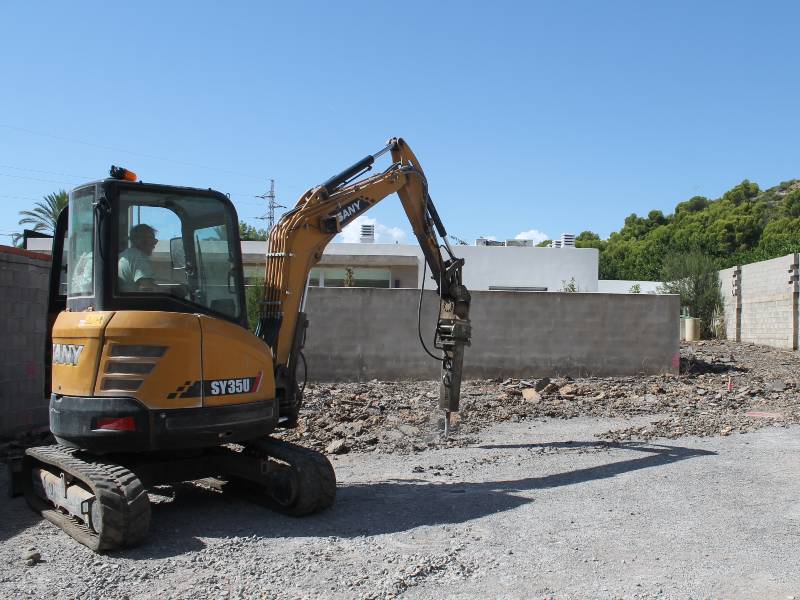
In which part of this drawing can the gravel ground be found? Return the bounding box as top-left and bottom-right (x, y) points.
(2, 417), (798, 599)
(1, 341), (799, 599)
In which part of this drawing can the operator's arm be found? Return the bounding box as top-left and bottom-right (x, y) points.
(118, 251), (155, 292)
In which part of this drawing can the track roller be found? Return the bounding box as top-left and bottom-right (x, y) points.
(22, 445), (150, 552)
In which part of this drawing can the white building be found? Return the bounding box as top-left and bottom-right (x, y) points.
(596, 279), (662, 294)
(242, 242), (600, 292)
(27, 236), (661, 294)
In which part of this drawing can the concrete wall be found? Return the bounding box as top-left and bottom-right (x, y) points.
(718, 265), (739, 342)
(303, 288), (680, 381)
(720, 253), (799, 350)
(0, 246), (50, 436)
(740, 254), (797, 349)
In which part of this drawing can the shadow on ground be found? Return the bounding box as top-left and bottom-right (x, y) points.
(0, 466), (44, 543)
(113, 441), (715, 559)
(682, 356), (748, 375)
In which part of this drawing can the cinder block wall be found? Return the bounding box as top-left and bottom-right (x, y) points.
(740, 254), (796, 348)
(0, 246), (51, 436)
(303, 288), (680, 380)
(718, 266), (738, 341)
(720, 253), (799, 350)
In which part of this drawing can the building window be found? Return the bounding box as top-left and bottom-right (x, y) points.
(309, 268), (322, 287)
(488, 285), (548, 292)
(350, 267), (391, 288)
(310, 267), (391, 288)
(241, 265), (393, 288)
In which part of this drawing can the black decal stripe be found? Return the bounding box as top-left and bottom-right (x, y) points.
(168, 376), (259, 400)
(179, 381), (202, 399)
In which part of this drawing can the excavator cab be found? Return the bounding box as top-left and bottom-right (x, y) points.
(55, 170), (246, 326)
(44, 169), (278, 456)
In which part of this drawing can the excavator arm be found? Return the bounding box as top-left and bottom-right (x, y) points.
(257, 138), (471, 434)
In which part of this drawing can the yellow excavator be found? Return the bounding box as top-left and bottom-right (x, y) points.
(22, 138), (471, 551)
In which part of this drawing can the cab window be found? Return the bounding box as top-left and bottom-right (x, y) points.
(116, 189), (242, 321)
(66, 186), (95, 297)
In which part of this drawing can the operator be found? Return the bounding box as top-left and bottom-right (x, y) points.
(118, 224), (157, 292)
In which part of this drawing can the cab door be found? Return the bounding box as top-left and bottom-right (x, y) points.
(45, 208), (68, 396)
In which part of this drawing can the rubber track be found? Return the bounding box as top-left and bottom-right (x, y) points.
(244, 437), (336, 516)
(23, 445), (151, 552)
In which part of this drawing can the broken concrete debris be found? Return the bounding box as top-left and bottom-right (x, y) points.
(533, 377), (551, 392)
(21, 548), (40, 567)
(521, 388), (541, 403)
(272, 340), (799, 453)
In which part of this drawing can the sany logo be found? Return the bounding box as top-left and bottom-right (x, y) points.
(53, 344), (85, 366)
(335, 199), (362, 225)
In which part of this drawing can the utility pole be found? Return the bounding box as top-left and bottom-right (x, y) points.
(255, 179), (286, 231)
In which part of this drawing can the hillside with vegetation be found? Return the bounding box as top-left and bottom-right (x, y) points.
(566, 179), (800, 280)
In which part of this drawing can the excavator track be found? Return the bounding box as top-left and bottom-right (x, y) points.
(229, 437), (336, 516)
(22, 445), (150, 552)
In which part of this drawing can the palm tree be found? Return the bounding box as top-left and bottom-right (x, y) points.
(18, 190), (69, 235)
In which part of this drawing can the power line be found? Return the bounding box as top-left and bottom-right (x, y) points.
(0, 123), (265, 181)
(0, 171), (73, 185)
(0, 164), (90, 180)
(0, 193), (42, 201)
(0, 170), (264, 208)
(226, 194), (265, 203)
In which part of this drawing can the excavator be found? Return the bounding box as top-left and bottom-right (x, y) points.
(21, 138), (472, 551)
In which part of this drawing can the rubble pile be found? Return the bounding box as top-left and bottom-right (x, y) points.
(278, 340), (800, 453)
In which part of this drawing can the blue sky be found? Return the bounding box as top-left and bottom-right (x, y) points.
(2, 1), (799, 245)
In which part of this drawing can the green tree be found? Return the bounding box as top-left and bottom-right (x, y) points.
(343, 267), (355, 287)
(660, 252), (722, 339)
(596, 179), (800, 281)
(245, 277), (264, 332)
(674, 196), (709, 219)
(18, 190), (68, 234)
(758, 217), (800, 256)
(782, 189), (800, 218)
(575, 231), (600, 242)
(239, 221), (269, 241)
(721, 180), (759, 205)
(535, 239), (552, 247)
(647, 210), (667, 225)
(560, 277), (578, 292)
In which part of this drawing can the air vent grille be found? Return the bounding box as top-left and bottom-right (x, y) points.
(105, 361), (156, 375)
(100, 378), (143, 392)
(109, 345), (167, 358)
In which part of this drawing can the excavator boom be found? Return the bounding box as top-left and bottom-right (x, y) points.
(258, 138), (471, 432)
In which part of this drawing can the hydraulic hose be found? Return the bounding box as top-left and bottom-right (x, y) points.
(417, 259), (441, 361)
